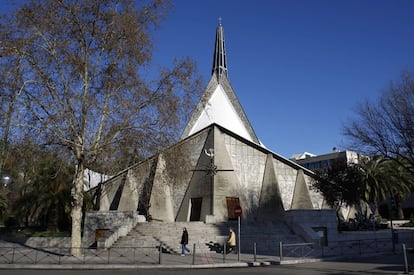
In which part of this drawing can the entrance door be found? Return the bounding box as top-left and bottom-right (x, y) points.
(190, 197), (202, 221)
(226, 197), (240, 220)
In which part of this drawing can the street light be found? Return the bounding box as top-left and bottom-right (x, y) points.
(1, 175), (12, 187)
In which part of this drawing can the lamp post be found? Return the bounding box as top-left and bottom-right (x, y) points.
(1, 175), (12, 187)
(389, 195), (396, 253)
(0, 175), (12, 223)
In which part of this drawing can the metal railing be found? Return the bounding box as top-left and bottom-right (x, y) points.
(0, 242), (244, 265)
(0, 238), (407, 266)
(0, 245), (161, 265)
(279, 242), (319, 261)
(319, 238), (392, 257)
(279, 237), (396, 261)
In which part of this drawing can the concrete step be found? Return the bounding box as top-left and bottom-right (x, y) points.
(111, 221), (304, 254)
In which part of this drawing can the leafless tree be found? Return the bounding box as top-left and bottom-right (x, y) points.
(343, 70), (414, 178)
(0, 0), (202, 255)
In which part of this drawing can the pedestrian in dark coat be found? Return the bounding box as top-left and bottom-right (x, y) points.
(180, 227), (190, 256)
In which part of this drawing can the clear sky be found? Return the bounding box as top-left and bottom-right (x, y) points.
(152, 0), (414, 158)
(3, 0), (414, 159)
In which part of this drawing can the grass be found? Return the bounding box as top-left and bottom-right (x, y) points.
(0, 226), (70, 238)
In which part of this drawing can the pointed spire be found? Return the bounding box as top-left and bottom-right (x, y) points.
(212, 18), (228, 82)
(181, 19), (261, 145)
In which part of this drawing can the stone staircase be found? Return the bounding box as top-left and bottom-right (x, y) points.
(112, 221), (224, 253)
(111, 220), (304, 255)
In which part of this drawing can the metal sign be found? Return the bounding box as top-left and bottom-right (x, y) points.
(234, 206), (242, 217)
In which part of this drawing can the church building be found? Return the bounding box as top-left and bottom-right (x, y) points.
(83, 22), (334, 249)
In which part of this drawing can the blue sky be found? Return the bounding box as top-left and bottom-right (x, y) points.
(152, 0), (414, 158)
(3, 0), (414, 158)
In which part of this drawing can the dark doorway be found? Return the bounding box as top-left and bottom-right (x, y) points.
(226, 197), (240, 220)
(95, 229), (109, 242)
(190, 197), (202, 221)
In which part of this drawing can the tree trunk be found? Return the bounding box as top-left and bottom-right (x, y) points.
(396, 195), (405, 220)
(373, 199), (380, 216)
(71, 160), (85, 256)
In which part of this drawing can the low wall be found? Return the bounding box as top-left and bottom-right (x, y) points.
(335, 228), (414, 246)
(285, 209), (339, 245)
(0, 237), (71, 248)
(24, 237), (71, 248)
(82, 211), (145, 248)
(285, 209), (414, 256)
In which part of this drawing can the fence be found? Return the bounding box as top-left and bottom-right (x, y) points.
(320, 238), (393, 257)
(279, 242), (318, 261)
(279, 237), (394, 261)
(0, 246), (160, 265)
(0, 238), (410, 266)
(0, 242), (246, 265)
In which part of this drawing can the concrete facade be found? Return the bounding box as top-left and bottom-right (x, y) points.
(92, 124), (326, 225)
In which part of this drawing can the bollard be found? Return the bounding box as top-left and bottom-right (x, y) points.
(254, 242), (257, 262)
(279, 242), (283, 262)
(58, 247), (62, 265)
(192, 243), (196, 265)
(223, 243), (226, 263)
(301, 245), (304, 258)
(238, 216), (241, 262)
(11, 247), (15, 264)
(403, 243), (409, 274)
(158, 242), (162, 264)
(133, 247), (137, 263)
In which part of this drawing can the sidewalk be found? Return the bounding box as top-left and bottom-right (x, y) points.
(0, 241), (413, 273)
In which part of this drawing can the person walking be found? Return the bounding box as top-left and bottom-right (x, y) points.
(227, 228), (236, 254)
(180, 227), (190, 256)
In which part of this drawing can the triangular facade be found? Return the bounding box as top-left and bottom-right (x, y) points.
(181, 22), (260, 145)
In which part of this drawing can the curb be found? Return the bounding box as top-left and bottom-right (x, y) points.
(0, 262), (253, 270)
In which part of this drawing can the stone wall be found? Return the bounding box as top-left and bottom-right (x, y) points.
(285, 209), (338, 244)
(82, 211), (144, 248)
(285, 209), (414, 253)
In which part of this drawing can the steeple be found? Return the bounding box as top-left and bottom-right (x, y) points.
(181, 20), (261, 145)
(212, 18), (227, 81)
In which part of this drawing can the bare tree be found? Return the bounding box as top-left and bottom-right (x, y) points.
(0, 49), (23, 174)
(343, 70), (414, 178)
(0, 0), (202, 255)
